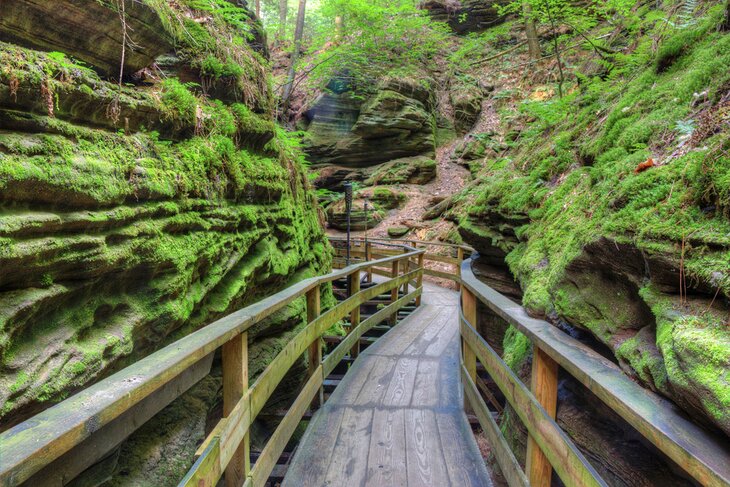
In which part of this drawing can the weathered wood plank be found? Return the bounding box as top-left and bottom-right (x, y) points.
(405, 408), (449, 486)
(437, 411), (491, 487)
(281, 406), (346, 486)
(322, 289), (422, 377)
(462, 365), (529, 487)
(323, 407), (374, 485)
(415, 253), (425, 307)
(526, 346), (559, 487)
(349, 270), (361, 358)
(460, 260), (730, 487)
(179, 437), (222, 487)
(424, 267), (463, 283)
(356, 357), (397, 407)
(411, 359), (439, 408)
(383, 358), (418, 407)
(460, 315), (606, 487)
(365, 408), (407, 487)
(284, 282), (491, 487)
(307, 285), (322, 409)
(390, 260), (400, 325)
(249, 271), (418, 418)
(461, 288), (477, 385)
(222, 333), (249, 487)
(423, 253), (460, 265)
(370, 305), (442, 356)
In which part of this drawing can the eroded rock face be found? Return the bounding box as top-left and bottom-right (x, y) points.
(0, 0), (173, 76)
(303, 77), (436, 167)
(470, 253), (707, 487)
(365, 155), (437, 185)
(420, 0), (508, 34)
(326, 197), (384, 231)
(451, 81), (484, 134)
(0, 1), (331, 484)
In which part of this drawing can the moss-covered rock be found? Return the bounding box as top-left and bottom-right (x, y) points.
(451, 78), (484, 134)
(302, 75), (436, 167)
(365, 155), (437, 185)
(456, 6), (730, 439)
(0, 2), (331, 483)
(420, 0), (508, 34)
(0, 0), (173, 76)
(369, 187), (407, 209)
(326, 197), (384, 231)
(387, 226), (411, 237)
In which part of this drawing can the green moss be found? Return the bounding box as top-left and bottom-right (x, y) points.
(502, 325), (531, 372)
(460, 7), (730, 313)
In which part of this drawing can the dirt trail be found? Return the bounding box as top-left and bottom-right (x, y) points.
(326, 139), (469, 241)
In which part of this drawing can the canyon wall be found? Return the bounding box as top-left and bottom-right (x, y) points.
(0, 1), (330, 483)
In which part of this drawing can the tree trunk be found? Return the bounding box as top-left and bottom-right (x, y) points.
(722, 0), (730, 31)
(523, 3), (540, 59)
(543, 0), (564, 98)
(335, 15), (343, 42)
(278, 0), (288, 39)
(255, 0), (260, 18)
(281, 0), (307, 114)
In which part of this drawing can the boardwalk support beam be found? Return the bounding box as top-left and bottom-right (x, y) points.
(307, 284), (322, 409)
(222, 332), (250, 487)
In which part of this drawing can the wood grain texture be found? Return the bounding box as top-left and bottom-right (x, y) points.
(222, 333), (249, 487)
(462, 366), (529, 487)
(365, 408), (407, 487)
(526, 347), (559, 487)
(282, 283), (492, 487)
(460, 315), (605, 487)
(459, 259), (730, 487)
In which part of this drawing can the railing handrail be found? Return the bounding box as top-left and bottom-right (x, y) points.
(5, 237), (726, 487)
(458, 256), (730, 487)
(0, 240), (424, 487)
(351, 236), (475, 252)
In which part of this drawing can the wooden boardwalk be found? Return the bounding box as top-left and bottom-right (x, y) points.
(283, 282), (492, 487)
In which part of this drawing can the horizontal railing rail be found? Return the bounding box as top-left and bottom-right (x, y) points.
(336, 238), (730, 487)
(0, 239), (424, 487)
(458, 256), (730, 487)
(3, 235), (727, 487)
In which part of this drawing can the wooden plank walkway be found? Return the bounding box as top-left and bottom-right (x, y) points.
(283, 282), (493, 487)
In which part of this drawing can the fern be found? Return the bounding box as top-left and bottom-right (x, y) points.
(678, 0), (698, 28)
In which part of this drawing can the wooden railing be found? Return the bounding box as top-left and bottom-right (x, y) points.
(338, 238), (730, 487)
(458, 258), (730, 487)
(0, 240), (425, 487)
(2, 237), (728, 487)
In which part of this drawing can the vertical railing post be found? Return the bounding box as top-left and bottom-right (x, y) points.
(415, 251), (424, 307)
(456, 247), (464, 291)
(348, 270), (361, 358)
(365, 241), (373, 283)
(461, 287), (477, 414)
(222, 332), (249, 487)
(306, 284), (322, 408)
(390, 259), (399, 326)
(401, 247), (409, 296)
(526, 346), (559, 487)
